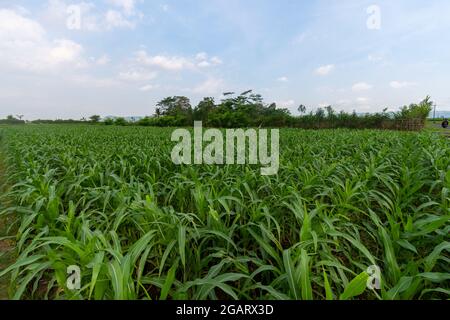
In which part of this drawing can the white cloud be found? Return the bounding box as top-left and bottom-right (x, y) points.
(277, 99), (296, 108)
(160, 4), (170, 12)
(50, 39), (84, 64)
(192, 78), (225, 95)
(44, 0), (141, 31)
(277, 76), (289, 82)
(356, 97), (369, 104)
(105, 10), (135, 29)
(69, 74), (120, 88)
(352, 82), (373, 91)
(336, 99), (351, 106)
(197, 57), (222, 68)
(315, 64), (335, 76)
(44, 0), (100, 31)
(9, 5), (30, 16)
(195, 53), (222, 68)
(0, 9), (85, 72)
(197, 61), (211, 68)
(106, 0), (136, 15)
(196, 52), (208, 61)
(135, 50), (222, 71)
(354, 97), (372, 111)
(118, 70), (157, 81)
(140, 84), (158, 91)
(135, 50), (193, 71)
(210, 56), (223, 65)
(95, 55), (111, 65)
(390, 81), (417, 89)
(0, 8), (45, 42)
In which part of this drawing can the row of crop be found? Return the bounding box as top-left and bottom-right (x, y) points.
(0, 126), (448, 299)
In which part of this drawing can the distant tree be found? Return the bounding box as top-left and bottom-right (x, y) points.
(104, 118), (114, 126)
(194, 97), (216, 122)
(315, 108), (325, 119)
(325, 105), (334, 118)
(240, 90), (253, 96)
(154, 96), (193, 126)
(0, 115), (25, 125)
(156, 96), (192, 117)
(77, 92), (431, 131)
(298, 105), (307, 114)
(114, 117), (128, 126)
(397, 96), (433, 121)
(89, 115), (101, 123)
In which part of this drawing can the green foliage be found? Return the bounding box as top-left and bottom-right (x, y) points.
(193, 97), (215, 123)
(0, 126), (448, 300)
(104, 118), (115, 126)
(134, 92), (430, 130)
(137, 115), (188, 127)
(114, 117), (128, 126)
(0, 115), (25, 125)
(89, 115), (101, 123)
(157, 96), (192, 120)
(30, 119), (87, 124)
(397, 96), (433, 121)
(339, 272), (369, 300)
(14, 94), (433, 131)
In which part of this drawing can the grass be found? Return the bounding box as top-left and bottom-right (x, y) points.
(0, 125), (449, 300)
(425, 120), (450, 136)
(0, 149), (15, 300)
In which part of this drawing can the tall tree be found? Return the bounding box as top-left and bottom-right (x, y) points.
(298, 105), (307, 114)
(194, 97), (216, 122)
(89, 115), (101, 123)
(156, 96), (192, 117)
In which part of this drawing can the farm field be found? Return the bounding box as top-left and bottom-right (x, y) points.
(0, 125), (449, 300)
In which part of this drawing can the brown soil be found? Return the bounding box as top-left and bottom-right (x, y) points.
(0, 228), (14, 300)
(0, 150), (15, 300)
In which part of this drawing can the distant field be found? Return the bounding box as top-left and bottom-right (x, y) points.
(426, 120), (450, 135)
(0, 125), (449, 300)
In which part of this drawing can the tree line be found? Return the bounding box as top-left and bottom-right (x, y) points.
(0, 115), (25, 125)
(1, 91), (433, 130)
(107, 91), (433, 130)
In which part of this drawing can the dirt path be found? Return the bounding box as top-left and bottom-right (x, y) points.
(0, 238), (14, 300)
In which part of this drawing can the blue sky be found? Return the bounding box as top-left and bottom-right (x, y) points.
(1, 0), (450, 119)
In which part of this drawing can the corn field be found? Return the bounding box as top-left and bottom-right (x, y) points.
(0, 125), (449, 300)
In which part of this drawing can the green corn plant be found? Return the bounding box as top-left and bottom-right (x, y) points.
(0, 125), (448, 300)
